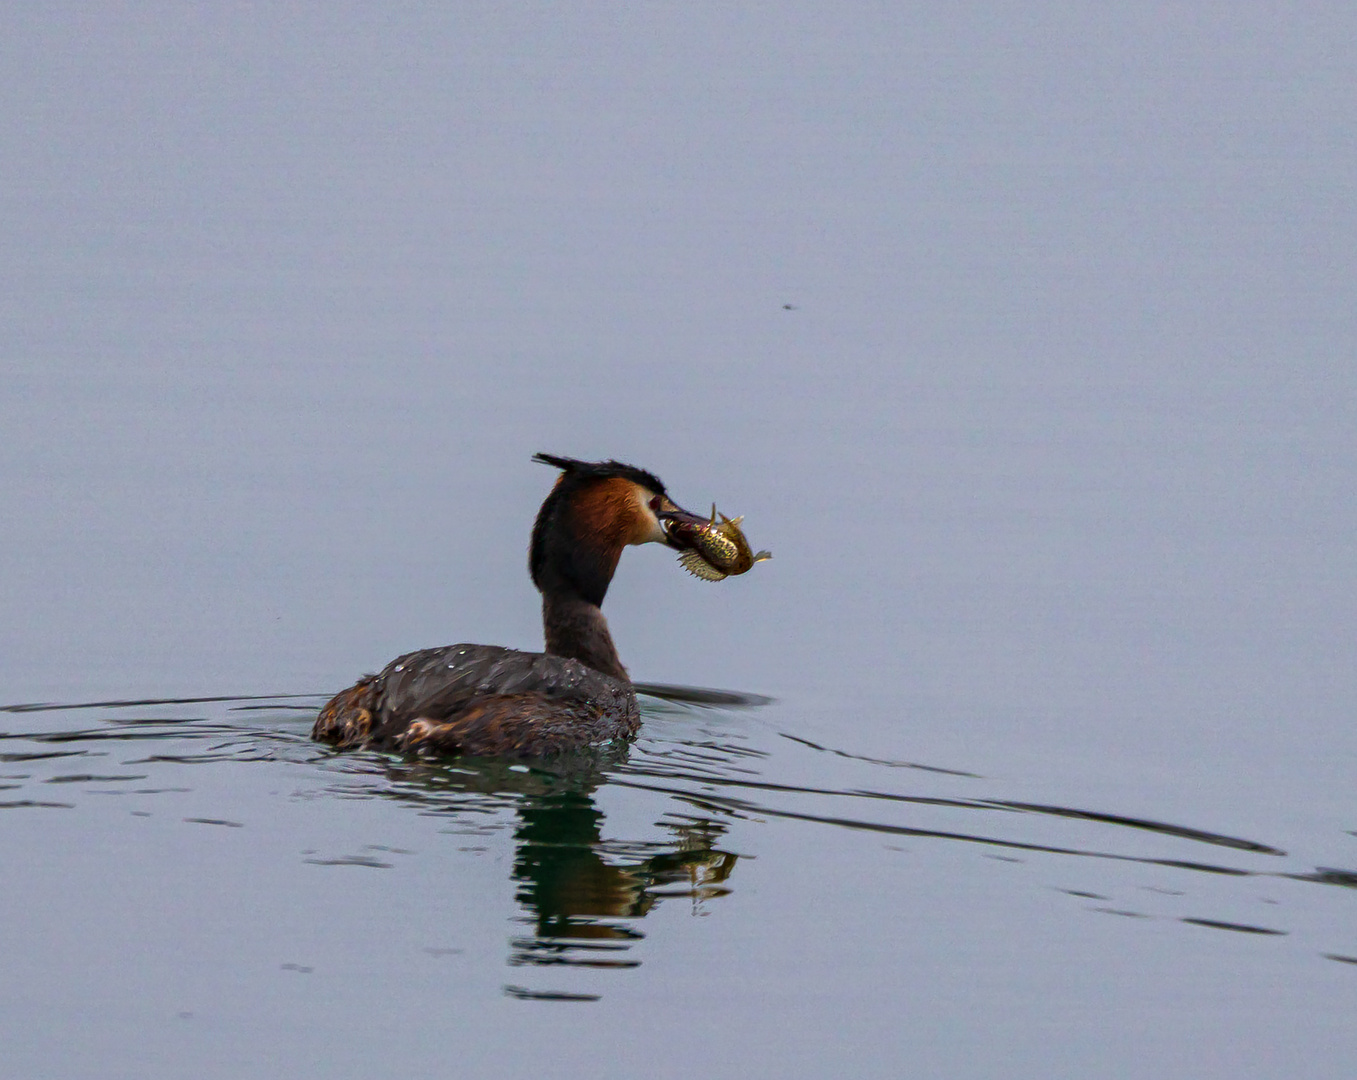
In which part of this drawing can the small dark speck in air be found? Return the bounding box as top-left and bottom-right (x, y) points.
(1324, 953), (1357, 965)
(281, 963), (314, 974)
(184, 817), (244, 828)
(782, 303), (797, 310)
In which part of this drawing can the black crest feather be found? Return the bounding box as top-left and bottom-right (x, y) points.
(531, 453), (666, 495)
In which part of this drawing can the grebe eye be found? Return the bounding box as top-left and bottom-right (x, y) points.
(649, 495), (662, 511)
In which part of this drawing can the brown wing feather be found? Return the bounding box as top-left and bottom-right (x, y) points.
(312, 676), (380, 748)
(395, 693), (629, 757)
(312, 644), (640, 758)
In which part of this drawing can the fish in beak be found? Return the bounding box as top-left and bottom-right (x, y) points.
(657, 502), (771, 581)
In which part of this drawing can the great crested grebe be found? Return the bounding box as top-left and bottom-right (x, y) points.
(313, 453), (724, 758)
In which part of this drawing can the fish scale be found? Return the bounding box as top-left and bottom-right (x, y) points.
(667, 505), (771, 582)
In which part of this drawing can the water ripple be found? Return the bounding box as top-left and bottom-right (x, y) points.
(2, 688), (1352, 993)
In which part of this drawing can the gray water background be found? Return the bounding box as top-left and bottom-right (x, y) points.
(2, 4), (1356, 1077)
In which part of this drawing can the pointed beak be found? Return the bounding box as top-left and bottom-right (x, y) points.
(655, 501), (709, 550)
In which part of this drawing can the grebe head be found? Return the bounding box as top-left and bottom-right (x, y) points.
(530, 453), (706, 607)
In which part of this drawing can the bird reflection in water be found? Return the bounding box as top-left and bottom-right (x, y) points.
(371, 751), (739, 975)
(511, 788), (736, 970)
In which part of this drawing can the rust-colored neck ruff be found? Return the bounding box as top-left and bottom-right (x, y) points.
(532, 475), (660, 608)
(542, 593), (628, 682)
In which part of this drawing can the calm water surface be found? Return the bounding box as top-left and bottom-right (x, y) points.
(3, 679), (1355, 1077)
(4, 4), (1357, 1078)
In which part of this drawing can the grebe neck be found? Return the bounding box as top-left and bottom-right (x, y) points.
(542, 593), (629, 683)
